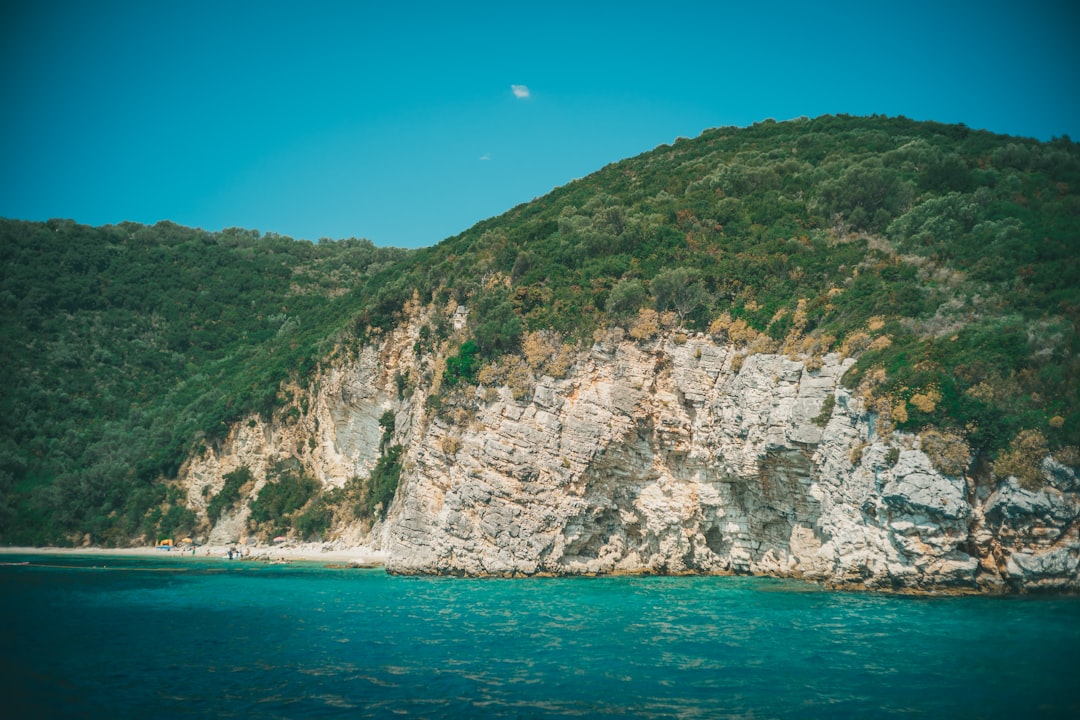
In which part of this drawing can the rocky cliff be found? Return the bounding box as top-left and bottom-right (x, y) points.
(180, 313), (1080, 592)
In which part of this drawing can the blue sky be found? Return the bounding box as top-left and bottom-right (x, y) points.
(2, 1), (1077, 249)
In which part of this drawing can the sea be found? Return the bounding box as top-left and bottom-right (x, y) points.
(1, 552), (1077, 719)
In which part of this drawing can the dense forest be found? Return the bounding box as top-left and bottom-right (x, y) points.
(0, 222), (408, 543)
(2, 114), (1078, 545)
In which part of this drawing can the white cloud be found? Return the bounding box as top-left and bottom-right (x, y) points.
(479, 153), (491, 161)
(511, 84), (530, 99)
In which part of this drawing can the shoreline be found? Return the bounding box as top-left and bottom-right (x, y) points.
(6, 547), (1076, 595)
(0, 544), (387, 567)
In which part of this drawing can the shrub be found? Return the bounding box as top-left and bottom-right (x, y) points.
(294, 498), (332, 541)
(813, 394), (836, 427)
(159, 504), (197, 540)
(505, 358), (534, 401)
(629, 308), (660, 341)
(248, 467), (320, 533)
(919, 428), (971, 477)
(909, 388), (941, 414)
(850, 442), (868, 466)
(993, 429), (1049, 490)
(366, 445), (404, 518)
(440, 435), (462, 456)
(206, 466), (252, 523)
(885, 447), (901, 467)
(521, 330), (571, 376)
(378, 410), (396, 451)
(443, 340), (479, 386)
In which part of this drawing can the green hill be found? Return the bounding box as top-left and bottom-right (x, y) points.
(2, 114), (1078, 545)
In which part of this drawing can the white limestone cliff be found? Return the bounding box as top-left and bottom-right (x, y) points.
(179, 319), (1080, 592)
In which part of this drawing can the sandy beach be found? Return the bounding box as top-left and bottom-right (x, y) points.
(0, 543), (387, 567)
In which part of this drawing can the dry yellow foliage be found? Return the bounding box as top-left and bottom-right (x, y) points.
(521, 331), (551, 370)
(792, 298), (809, 331)
(629, 308), (660, 341)
(708, 311), (733, 336)
(868, 335), (893, 352)
(840, 330), (871, 357)
(546, 345), (576, 378)
(1054, 445), (1079, 467)
(918, 428), (971, 477)
(749, 333), (777, 355)
(520, 329), (576, 379)
(452, 406), (473, 427)
(965, 382), (996, 402)
(850, 441), (869, 466)
(857, 366), (888, 397)
(728, 318), (759, 345)
(505, 359), (534, 400)
(477, 361), (507, 387)
(993, 429), (1049, 490)
(439, 435), (462, 456)
(909, 387), (941, 414)
(482, 271), (511, 291)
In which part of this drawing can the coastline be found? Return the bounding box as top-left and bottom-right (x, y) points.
(0, 544), (387, 567)
(5, 546), (1076, 595)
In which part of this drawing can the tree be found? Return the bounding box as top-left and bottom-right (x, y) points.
(651, 267), (708, 322)
(819, 159), (912, 231)
(605, 278), (648, 320)
(378, 410), (396, 452)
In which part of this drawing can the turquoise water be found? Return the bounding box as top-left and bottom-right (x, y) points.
(1, 553), (1077, 719)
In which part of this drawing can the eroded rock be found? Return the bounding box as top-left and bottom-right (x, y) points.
(180, 327), (1080, 592)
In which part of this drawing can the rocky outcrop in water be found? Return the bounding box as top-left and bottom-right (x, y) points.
(180, 317), (1079, 592)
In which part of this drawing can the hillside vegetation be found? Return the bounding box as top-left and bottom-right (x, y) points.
(2, 114), (1078, 545)
(0, 222), (407, 543)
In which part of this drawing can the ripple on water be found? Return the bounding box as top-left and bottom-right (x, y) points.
(2, 558), (1079, 719)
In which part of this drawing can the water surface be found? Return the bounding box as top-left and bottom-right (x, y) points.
(2, 553), (1077, 718)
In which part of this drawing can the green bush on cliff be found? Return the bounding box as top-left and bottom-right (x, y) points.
(365, 445), (404, 519)
(248, 465), (320, 538)
(443, 340), (479, 387)
(293, 497), (333, 541)
(206, 466), (251, 523)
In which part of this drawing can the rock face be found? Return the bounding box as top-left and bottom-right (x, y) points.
(180, 322), (1080, 592)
